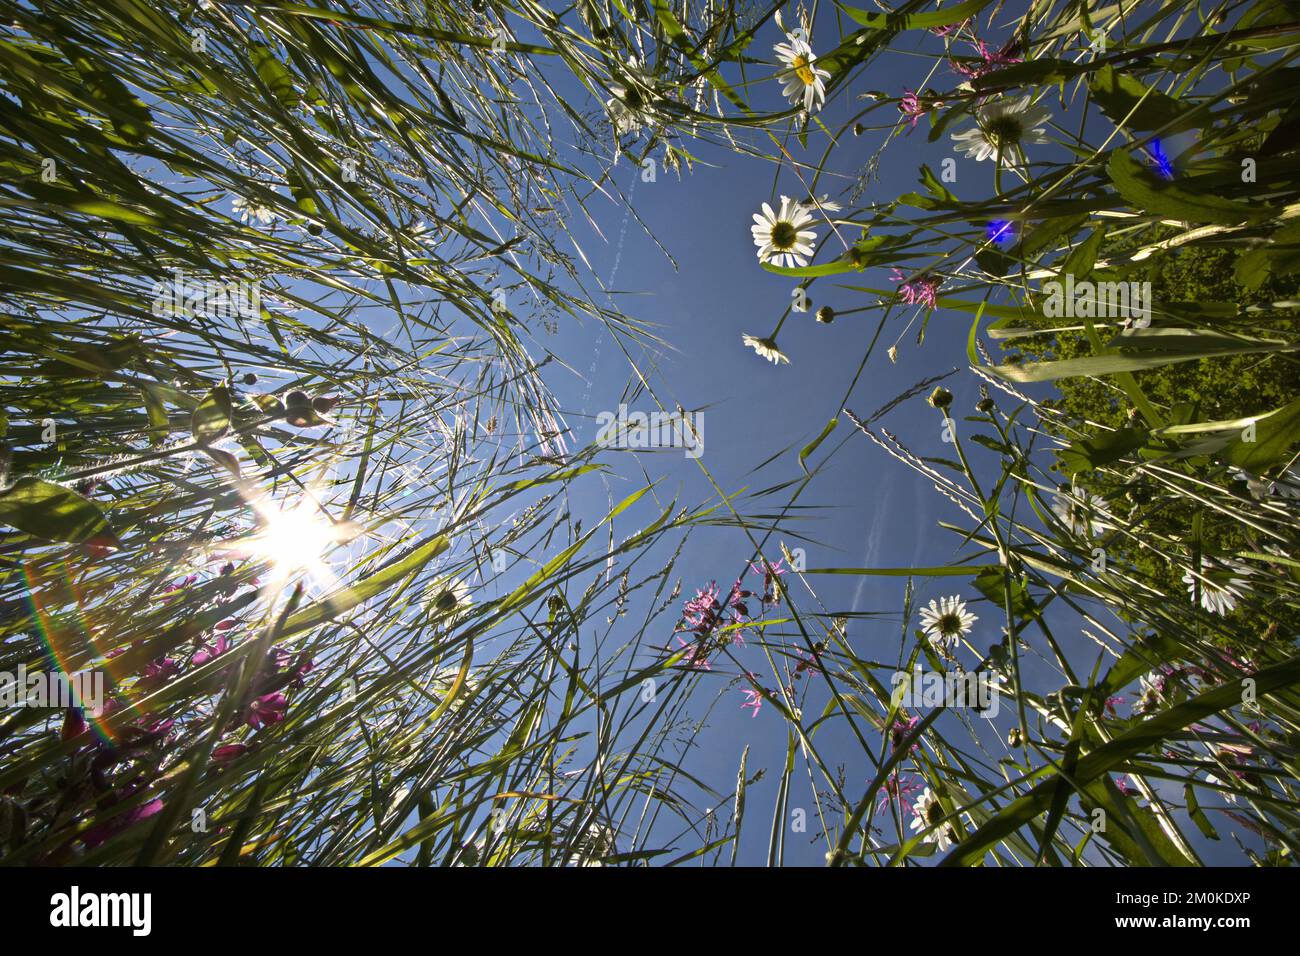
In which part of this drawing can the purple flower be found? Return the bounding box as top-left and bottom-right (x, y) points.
(890, 269), (942, 309)
(898, 89), (925, 130)
(878, 773), (922, 811)
(137, 657), (181, 692)
(671, 635), (712, 671)
(891, 715), (921, 752)
(212, 742), (250, 765)
(193, 635), (230, 668)
(682, 582), (721, 629)
(245, 692), (289, 729)
(951, 37), (1021, 78)
(80, 795), (164, 849)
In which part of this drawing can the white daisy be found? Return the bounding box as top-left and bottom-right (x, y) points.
(433, 576), (472, 619)
(742, 333), (789, 365)
(606, 57), (656, 136)
(232, 195), (275, 226)
(774, 33), (831, 114)
(1050, 486), (1110, 537)
(1231, 465), (1300, 500)
(1273, 467), (1300, 499)
(909, 787), (955, 850)
(919, 595), (977, 648)
(950, 95), (1051, 167)
(1136, 672), (1163, 713)
(1181, 560), (1247, 616)
(808, 193), (843, 213)
(566, 822), (617, 867)
(751, 195), (817, 268)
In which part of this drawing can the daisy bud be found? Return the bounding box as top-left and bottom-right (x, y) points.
(977, 397), (995, 413)
(1008, 727), (1024, 747)
(927, 386), (953, 411)
(815, 306), (835, 324)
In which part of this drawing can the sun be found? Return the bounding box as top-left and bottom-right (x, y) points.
(236, 494), (356, 589)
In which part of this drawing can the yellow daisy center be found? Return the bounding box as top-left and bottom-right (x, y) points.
(792, 55), (816, 86)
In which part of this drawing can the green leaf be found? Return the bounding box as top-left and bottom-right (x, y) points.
(799, 418), (838, 474)
(191, 384), (233, 444)
(973, 58), (1085, 91)
(1185, 784), (1219, 841)
(141, 385), (169, 446)
(1222, 396), (1300, 471)
(1056, 426), (1151, 473)
(1060, 228), (1104, 280)
(1107, 150), (1272, 225)
(838, 0), (997, 31)
(250, 43), (300, 110)
(0, 477), (118, 546)
(1089, 65), (1195, 132)
(985, 329), (1293, 382)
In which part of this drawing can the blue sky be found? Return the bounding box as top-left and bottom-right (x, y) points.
(514, 21), (1014, 864)
(484, 12), (1260, 865)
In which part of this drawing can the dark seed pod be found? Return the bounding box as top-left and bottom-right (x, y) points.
(815, 306), (835, 324)
(242, 372), (257, 386)
(284, 390), (311, 408)
(312, 395), (339, 414)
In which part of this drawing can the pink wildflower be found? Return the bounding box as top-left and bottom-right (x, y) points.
(890, 269), (941, 309)
(246, 691), (289, 729)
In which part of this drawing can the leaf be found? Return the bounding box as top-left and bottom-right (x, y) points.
(71, 56), (153, 144)
(1056, 426), (1151, 473)
(1107, 150), (1272, 225)
(985, 330), (1293, 382)
(1060, 229), (1104, 280)
(799, 418), (838, 474)
(1185, 784), (1219, 841)
(1222, 396), (1300, 471)
(973, 58), (1085, 91)
(974, 567), (1038, 620)
(191, 384), (232, 444)
(141, 385), (169, 446)
(1088, 65), (1195, 132)
(0, 477), (118, 546)
(250, 43), (300, 110)
(204, 448), (241, 479)
(839, 0), (997, 31)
